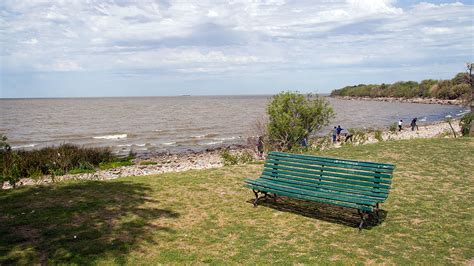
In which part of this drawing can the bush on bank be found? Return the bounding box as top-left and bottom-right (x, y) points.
(1, 136), (125, 188)
(330, 72), (472, 100)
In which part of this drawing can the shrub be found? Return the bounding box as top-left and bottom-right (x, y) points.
(0, 136), (22, 188)
(460, 113), (473, 136)
(220, 149), (254, 166)
(267, 92), (334, 151)
(389, 123), (398, 133)
(139, 161), (158, 166)
(374, 129), (384, 142)
(348, 128), (368, 144)
(1, 141), (124, 185)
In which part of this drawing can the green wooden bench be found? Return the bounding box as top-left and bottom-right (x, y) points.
(244, 151), (395, 230)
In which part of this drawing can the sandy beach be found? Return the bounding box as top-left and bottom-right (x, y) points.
(2, 119), (462, 190)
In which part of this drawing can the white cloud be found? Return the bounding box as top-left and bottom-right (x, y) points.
(0, 0), (472, 76)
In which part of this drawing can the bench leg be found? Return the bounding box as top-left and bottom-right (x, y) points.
(358, 210), (367, 231)
(374, 203), (380, 222)
(253, 190), (260, 207)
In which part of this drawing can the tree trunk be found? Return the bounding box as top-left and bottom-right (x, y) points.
(470, 102), (474, 136)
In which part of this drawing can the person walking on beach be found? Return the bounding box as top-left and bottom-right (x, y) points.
(256, 136), (264, 159)
(336, 125), (344, 141)
(411, 118), (418, 131)
(332, 127), (337, 143)
(398, 120), (403, 131)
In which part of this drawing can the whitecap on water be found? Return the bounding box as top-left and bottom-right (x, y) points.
(11, 144), (37, 149)
(93, 134), (127, 140)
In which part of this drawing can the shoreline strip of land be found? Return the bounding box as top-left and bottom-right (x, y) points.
(2, 119), (462, 189)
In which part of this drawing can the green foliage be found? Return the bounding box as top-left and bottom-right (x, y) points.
(347, 128), (368, 144)
(330, 72), (471, 100)
(0, 136), (22, 188)
(99, 160), (133, 170)
(389, 123), (398, 133)
(220, 150), (254, 166)
(139, 161), (158, 166)
(460, 112), (473, 136)
(266, 92), (334, 151)
(0, 141), (125, 185)
(374, 129), (384, 142)
(69, 162), (96, 175)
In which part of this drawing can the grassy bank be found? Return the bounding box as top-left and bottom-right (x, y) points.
(1, 138), (473, 264)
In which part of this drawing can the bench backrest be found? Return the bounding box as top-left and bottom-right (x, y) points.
(263, 152), (395, 202)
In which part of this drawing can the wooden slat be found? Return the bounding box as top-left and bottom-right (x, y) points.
(263, 164), (392, 186)
(261, 170), (389, 196)
(259, 175), (387, 200)
(262, 168), (390, 191)
(244, 180), (374, 212)
(268, 154), (394, 174)
(270, 151), (395, 169)
(269, 152), (395, 172)
(247, 178), (376, 206)
(266, 158), (392, 179)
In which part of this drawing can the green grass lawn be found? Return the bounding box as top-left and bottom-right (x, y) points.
(1, 138), (473, 264)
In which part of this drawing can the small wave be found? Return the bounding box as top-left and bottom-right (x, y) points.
(218, 136), (237, 141)
(12, 144), (37, 149)
(456, 110), (470, 116)
(153, 130), (163, 132)
(117, 144), (132, 147)
(204, 141), (223, 145)
(192, 135), (206, 139)
(162, 142), (176, 146)
(134, 143), (147, 147)
(93, 134), (127, 140)
(445, 115), (452, 118)
(419, 117), (427, 122)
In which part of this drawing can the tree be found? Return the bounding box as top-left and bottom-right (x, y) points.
(0, 135), (21, 188)
(465, 63), (474, 136)
(266, 92), (334, 151)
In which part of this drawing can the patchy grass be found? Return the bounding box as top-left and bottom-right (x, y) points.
(1, 138), (473, 264)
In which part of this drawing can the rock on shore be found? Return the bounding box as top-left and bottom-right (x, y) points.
(333, 96), (463, 105)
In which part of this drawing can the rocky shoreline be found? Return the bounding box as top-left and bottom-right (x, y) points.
(2, 120), (462, 189)
(332, 96), (463, 105)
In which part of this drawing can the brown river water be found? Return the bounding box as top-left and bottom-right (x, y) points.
(0, 95), (468, 155)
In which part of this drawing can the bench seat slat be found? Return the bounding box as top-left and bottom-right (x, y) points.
(246, 178), (377, 206)
(254, 178), (379, 205)
(261, 170), (389, 197)
(244, 181), (374, 212)
(266, 158), (392, 179)
(262, 169), (389, 194)
(259, 175), (388, 200)
(270, 151), (395, 170)
(263, 164), (391, 186)
(269, 152), (394, 172)
(244, 183), (373, 212)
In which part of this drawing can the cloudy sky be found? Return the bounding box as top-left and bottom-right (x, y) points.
(1, 0), (473, 98)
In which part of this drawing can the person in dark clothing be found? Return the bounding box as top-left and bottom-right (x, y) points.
(336, 125), (344, 141)
(300, 137), (308, 150)
(256, 136), (264, 159)
(411, 118), (418, 131)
